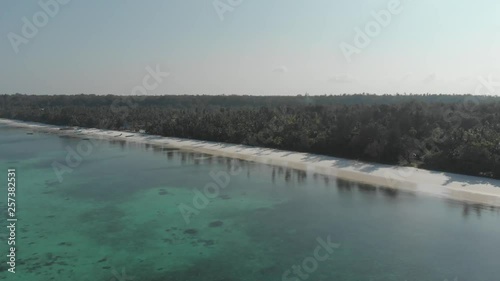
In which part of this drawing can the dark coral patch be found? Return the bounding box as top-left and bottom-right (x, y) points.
(208, 220), (224, 228)
(183, 228), (198, 235)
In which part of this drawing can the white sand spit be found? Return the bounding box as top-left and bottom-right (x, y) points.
(2, 118), (500, 207)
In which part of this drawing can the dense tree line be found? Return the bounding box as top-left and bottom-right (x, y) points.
(1, 94), (500, 179)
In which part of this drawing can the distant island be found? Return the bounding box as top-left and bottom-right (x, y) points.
(1, 93), (499, 179)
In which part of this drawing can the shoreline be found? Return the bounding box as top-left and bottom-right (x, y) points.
(2, 118), (500, 207)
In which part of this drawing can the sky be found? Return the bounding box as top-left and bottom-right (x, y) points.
(1, 0), (500, 95)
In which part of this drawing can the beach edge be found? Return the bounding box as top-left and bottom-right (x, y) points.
(2, 118), (500, 207)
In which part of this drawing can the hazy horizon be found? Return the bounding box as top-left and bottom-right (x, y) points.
(2, 0), (500, 95)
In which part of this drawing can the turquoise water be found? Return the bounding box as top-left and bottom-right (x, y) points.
(0, 125), (499, 281)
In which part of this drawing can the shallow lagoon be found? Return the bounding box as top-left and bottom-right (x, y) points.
(0, 125), (499, 281)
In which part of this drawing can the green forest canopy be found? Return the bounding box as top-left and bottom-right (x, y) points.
(1, 94), (499, 179)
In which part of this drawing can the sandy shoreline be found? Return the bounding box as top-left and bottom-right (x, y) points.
(2, 118), (500, 207)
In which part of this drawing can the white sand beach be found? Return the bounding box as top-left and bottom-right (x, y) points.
(2, 118), (500, 207)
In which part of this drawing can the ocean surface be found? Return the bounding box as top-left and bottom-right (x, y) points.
(0, 125), (499, 281)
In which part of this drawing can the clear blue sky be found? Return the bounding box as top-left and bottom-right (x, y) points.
(1, 0), (499, 95)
